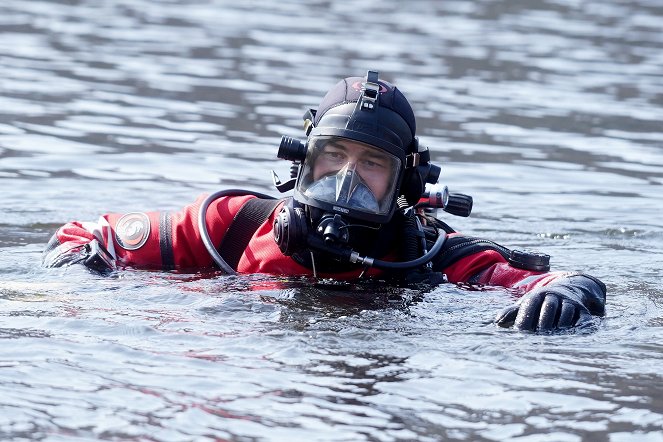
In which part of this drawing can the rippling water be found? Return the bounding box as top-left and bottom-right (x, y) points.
(1, 0), (662, 440)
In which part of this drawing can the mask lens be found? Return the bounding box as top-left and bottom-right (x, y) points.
(296, 136), (400, 216)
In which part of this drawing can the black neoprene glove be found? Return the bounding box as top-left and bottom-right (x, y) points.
(43, 238), (116, 274)
(495, 274), (607, 332)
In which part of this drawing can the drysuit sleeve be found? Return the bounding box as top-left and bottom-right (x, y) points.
(434, 233), (607, 331)
(42, 194), (254, 272)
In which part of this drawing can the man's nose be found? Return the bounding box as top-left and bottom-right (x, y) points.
(342, 159), (357, 170)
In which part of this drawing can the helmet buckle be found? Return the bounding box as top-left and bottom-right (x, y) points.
(303, 108), (317, 135)
(359, 70), (380, 111)
(303, 118), (314, 135)
(405, 153), (420, 168)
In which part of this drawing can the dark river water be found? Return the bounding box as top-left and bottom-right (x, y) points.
(1, 0), (662, 440)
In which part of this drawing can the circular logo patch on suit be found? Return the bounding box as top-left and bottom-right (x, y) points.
(115, 212), (150, 250)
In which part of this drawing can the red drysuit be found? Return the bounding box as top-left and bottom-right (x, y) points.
(43, 194), (607, 312)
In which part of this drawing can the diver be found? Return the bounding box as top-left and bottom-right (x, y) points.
(42, 71), (607, 333)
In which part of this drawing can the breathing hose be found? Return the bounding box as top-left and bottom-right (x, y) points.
(198, 189), (276, 275)
(349, 229), (447, 270)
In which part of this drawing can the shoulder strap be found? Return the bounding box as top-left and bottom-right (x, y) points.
(218, 197), (284, 271)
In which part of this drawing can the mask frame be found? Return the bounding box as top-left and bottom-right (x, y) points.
(294, 135), (402, 224)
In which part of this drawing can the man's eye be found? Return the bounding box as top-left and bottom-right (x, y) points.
(325, 151), (345, 160)
(362, 159), (386, 169)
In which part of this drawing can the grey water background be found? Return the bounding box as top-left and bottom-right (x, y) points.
(1, 0), (662, 440)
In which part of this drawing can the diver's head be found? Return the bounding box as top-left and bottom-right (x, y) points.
(274, 71), (440, 256)
(293, 71), (435, 225)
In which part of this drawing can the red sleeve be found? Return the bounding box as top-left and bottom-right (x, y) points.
(442, 239), (576, 294)
(43, 194), (256, 270)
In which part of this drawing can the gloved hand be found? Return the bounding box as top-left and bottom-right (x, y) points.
(43, 238), (116, 274)
(495, 274), (607, 332)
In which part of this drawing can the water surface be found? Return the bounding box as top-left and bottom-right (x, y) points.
(1, 0), (662, 440)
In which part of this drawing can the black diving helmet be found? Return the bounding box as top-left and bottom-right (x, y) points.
(274, 70), (441, 256)
(292, 70), (429, 225)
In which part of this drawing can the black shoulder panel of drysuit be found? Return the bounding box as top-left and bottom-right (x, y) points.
(217, 197), (285, 271)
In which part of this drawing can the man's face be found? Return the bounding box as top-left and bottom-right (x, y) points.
(312, 139), (394, 202)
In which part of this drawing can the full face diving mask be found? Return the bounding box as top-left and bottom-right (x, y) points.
(295, 136), (401, 222)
